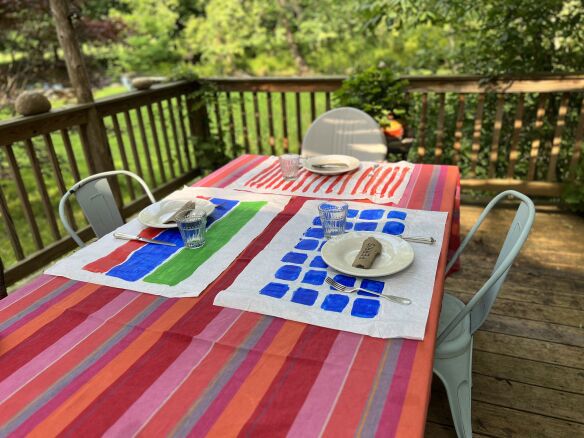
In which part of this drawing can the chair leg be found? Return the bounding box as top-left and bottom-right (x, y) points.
(433, 339), (473, 438)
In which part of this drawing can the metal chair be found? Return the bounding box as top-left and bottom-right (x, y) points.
(0, 257), (7, 299)
(59, 170), (155, 247)
(434, 190), (535, 438)
(301, 107), (387, 161)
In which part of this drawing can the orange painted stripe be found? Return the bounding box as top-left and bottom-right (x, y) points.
(0, 294), (156, 423)
(0, 283), (100, 354)
(27, 299), (197, 438)
(205, 321), (305, 437)
(322, 338), (386, 437)
(0, 277), (69, 321)
(138, 311), (262, 437)
(394, 166), (458, 437)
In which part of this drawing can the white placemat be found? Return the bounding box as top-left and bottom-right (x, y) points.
(226, 156), (414, 204)
(45, 188), (290, 298)
(215, 200), (448, 339)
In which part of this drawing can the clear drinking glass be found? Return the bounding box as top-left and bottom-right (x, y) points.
(318, 201), (348, 239)
(279, 154), (301, 181)
(176, 209), (207, 249)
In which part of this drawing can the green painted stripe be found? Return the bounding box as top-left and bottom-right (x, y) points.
(144, 201), (267, 286)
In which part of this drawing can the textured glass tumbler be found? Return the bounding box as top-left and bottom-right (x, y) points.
(279, 154), (301, 181)
(176, 209), (207, 249)
(318, 201), (348, 239)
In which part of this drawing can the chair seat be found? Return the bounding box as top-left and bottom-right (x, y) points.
(435, 293), (472, 359)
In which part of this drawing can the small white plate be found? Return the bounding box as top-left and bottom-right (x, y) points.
(321, 231), (414, 277)
(138, 199), (216, 229)
(304, 155), (360, 175)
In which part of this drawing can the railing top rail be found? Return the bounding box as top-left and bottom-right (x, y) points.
(0, 103), (93, 145)
(94, 80), (198, 116)
(203, 74), (584, 93)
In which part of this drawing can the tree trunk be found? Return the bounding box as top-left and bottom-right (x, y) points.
(276, 0), (309, 75)
(49, 0), (119, 203)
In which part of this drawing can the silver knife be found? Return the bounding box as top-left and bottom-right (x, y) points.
(400, 235), (435, 245)
(311, 163), (349, 169)
(114, 232), (176, 247)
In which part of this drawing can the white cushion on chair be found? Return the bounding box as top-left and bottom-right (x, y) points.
(436, 293), (472, 359)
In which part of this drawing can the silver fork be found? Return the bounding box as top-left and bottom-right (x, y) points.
(325, 277), (412, 305)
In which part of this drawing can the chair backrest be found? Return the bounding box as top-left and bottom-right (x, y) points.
(301, 107), (388, 161)
(437, 190), (535, 344)
(59, 170), (155, 247)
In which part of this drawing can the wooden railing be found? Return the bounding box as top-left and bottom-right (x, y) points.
(204, 75), (584, 196)
(0, 81), (204, 285)
(1, 75), (583, 286)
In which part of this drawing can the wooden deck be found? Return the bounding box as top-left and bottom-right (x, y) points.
(426, 205), (584, 437)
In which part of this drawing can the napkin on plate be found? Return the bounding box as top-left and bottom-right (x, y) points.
(163, 200), (197, 223)
(352, 237), (382, 269)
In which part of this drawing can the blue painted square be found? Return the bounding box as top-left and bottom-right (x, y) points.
(259, 282), (289, 299)
(351, 298), (381, 318)
(321, 294), (349, 312)
(361, 279), (385, 293)
(302, 269), (326, 285)
(387, 210), (407, 220)
(281, 252), (308, 264)
(382, 221), (405, 235)
(332, 274), (356, 289)
(345, 222), (354, 231)
(359, 209), (384, 220)
(305, 227), (325, 238)
(354, 222), (378, 231)
(347, 209), (358, 218)
(295, 239), (319, 250)
(275, 265), (302, 281)
(291, 288), (318, 306)
(312, 216), (322, 226)
(358, 279), (385, 297)
(309, 256), (328, 268)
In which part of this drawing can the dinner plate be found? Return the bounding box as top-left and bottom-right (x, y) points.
(304, 155), (360, 175)
(138, 199), (216, 229)
(321, 231), (414, 277)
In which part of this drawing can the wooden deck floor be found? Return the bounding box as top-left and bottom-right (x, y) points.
(425, 205), (584, 437)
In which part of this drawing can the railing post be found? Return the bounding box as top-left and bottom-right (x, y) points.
(186, 82), (211, 167)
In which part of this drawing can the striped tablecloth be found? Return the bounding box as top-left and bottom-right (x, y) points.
(0, 154), (460, 437)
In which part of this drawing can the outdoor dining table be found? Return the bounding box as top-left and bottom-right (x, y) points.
(0, 154), (460, 437)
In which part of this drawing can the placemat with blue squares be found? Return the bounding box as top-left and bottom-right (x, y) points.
(215, 200), (448, 339)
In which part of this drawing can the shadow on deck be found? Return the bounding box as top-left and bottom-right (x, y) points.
(426, 205), (584, 437)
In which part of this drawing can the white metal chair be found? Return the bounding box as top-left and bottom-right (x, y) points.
(301, 107), (387, 161)
(433, 190), (535, 438)
(59, 170), (155, 247)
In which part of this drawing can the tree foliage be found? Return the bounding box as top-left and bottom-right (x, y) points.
(0, 0), (123, 100)
(359, 0), (584, 75)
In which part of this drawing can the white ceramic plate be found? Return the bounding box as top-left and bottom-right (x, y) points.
(138, 199), (216, 229)
(321, 231), (414, 277)
(304, 155), (360, 175)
